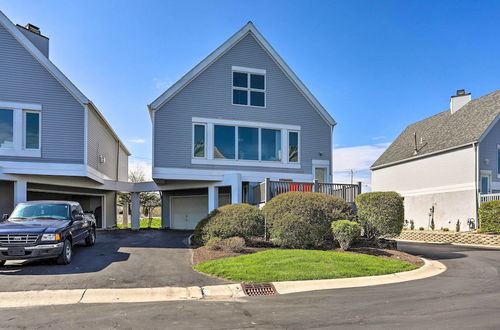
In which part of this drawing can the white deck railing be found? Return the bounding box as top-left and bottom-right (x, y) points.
(480, 193), (500, 204)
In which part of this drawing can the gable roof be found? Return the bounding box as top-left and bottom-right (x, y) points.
(371, 89), (500, 170)
(0, 10), (131, 156)
(148, 22), (336, 127)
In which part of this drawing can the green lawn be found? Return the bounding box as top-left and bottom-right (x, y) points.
(117, 218), (162, 229)
(194, 249), (417, 282)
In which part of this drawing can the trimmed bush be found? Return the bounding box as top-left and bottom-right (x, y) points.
(356, 192), (404, 239)
(479, 200), (500, 232)
(262, 192), (355, 248)
(220, 237), (246, 252)
(193, 204), (264, 245)
(205, 237), (223, 251)
(331, 220), (361, 250)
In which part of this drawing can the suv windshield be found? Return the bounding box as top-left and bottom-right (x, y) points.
(10, 204), (70, 220)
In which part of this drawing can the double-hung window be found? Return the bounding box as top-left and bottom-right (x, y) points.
(0, 102), (41, 157)
(232, 66), (265, 107)
(193, 124), (206, 158)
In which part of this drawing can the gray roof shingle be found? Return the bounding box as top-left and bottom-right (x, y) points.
(371, 90), (500, 169)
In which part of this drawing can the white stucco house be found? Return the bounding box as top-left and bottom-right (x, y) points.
(371, 89), (500, 231)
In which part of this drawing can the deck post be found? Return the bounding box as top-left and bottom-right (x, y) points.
(357, 181), (362, 195)
(264, 177), (271, 203)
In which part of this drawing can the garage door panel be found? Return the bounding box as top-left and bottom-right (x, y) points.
(171, 196), (208, 230)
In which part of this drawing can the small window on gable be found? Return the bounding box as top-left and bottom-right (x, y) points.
(232, 66), (265, 107)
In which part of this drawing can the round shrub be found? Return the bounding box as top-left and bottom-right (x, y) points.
(331, 220), (361, 251)
(479, 200), (500, 232)
(194, 204), (264, 244)
(205, 237), (223, 251)
(220, 237), (246, 252)
(356, 192), (404, 239)
(262, 192), (355, 248)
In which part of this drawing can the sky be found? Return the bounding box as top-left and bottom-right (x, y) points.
(1, 0), (499, 188)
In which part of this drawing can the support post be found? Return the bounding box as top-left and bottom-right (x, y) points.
(264, 177), (271, 203)
(161, 192), (170, 228)
(131, 192), (140, 230)
(357, 181), (363, 195)
(231, 180), (242, 204)
(122, 201), (129, 228)
(208, 185), (219, 213)
(13, 180), (27, 207)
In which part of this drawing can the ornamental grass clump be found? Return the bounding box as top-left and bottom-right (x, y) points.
(331, 220), (361, 251)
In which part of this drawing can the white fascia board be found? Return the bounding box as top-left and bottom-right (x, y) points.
(192, 117), (301, 131)
(0, 10), (88, 106)
(152, 166), (313, 183)
(0, 101), (42, 111)
(192, 158), (301, 169)
(148, 22), (336, 127)
(0, 161), (87, 177)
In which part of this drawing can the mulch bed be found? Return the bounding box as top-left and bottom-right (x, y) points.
(192, 245), (424, 267)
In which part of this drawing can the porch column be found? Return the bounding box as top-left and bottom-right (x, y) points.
(13, 180), (27, 207)
(230, 173), (242, 204)
(131, 192), (140, 230)
(122, 201), (129, 228)
(208, 185), (219, 213)
(161, 192), (170, 228)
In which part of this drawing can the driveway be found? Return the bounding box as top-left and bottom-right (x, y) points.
(2, 242), (499, 329)
(0, 230), (225, 291)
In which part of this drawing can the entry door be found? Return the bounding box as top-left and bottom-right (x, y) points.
(171, 196), (208, 230)
(480, 175), (491, 194)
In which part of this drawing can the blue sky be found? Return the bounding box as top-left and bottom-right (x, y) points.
(1, 0), (499, 186)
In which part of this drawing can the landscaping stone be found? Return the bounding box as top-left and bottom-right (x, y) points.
(397, 230), (500, 246)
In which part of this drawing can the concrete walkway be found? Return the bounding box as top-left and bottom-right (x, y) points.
(0, 258), (445, 308)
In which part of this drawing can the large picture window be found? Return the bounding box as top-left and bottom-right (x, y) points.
(261, 129), (281, 161)
(238, 127), (258, 160)
(0, 109), (14, 149)
(232, 67), (265, 107)
(214, 125), (236, 159)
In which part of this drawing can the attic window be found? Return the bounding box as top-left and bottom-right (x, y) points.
(232, 66), (265, 107)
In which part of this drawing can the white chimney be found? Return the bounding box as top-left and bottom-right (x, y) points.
(16, 23), (49, 58)
(450, 89), (471, 114)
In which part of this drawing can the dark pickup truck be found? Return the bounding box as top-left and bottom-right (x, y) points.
(0, 201), (96, 266)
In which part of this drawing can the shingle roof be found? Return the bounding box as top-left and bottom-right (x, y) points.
(371, 89), (500, 169)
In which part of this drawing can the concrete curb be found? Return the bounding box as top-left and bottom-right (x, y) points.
(396, 239), (500, 249)
(0, 258), (445, 308)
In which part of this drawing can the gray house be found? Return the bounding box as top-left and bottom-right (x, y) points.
(149, 22), (336, 230)
(371, 89), (500, 231)
(0, 10), (130, 228)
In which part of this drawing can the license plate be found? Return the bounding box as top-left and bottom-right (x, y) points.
(7, 247), (25, 256)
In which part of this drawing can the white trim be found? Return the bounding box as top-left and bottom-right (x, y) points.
(287, 130), (300, 164)
(192, 123), (207, 159)
(0, 101), (41, 111)
(148, 22), (336, 126)
(232, 66), (266, 75)
(0, 11), (88, 105)
(192, 117), (300, 130)
(396, 182), (476, 197)
(23, 110), (41, 152)
(0, 107), (41, 157)
(152, 166), (313, 182)
(191, 158), (300, 168)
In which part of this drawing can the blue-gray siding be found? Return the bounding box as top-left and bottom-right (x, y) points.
(479, 116), (500, 191)
(154, 33), (332, 175)
(0, 23), (84, 163)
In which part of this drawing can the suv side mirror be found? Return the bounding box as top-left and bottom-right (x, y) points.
(74, 214), (84, 221)
(2, 214), (8, 221)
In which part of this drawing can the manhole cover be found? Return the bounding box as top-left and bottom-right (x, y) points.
(241, 283), (277, 296)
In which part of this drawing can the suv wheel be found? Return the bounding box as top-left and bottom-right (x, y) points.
(56, 239), (72, 265)
(85, 228), (96, 246)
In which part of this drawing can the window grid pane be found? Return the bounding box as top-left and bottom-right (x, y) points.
(0, 109), (14, 149)
(214, 125), (236, 159)
(250, 91), (265, 107)
(233, 89), (248, 105)
(193, 125), (205, 158)
(261, 129), (281, 161)
(25, 112), (40, 149)
(232, 72), (248, 88)
(250, 74), (265, 90)
(288, 131), (299, 162)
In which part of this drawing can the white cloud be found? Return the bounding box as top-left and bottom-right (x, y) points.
(371, 136), (387, 141)
(153, 77), (174, 90)
(129, 138), (146, 144)
(333, 143), (390, 191)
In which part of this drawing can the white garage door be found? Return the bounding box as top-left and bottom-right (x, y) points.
(171, 194), (230, 230)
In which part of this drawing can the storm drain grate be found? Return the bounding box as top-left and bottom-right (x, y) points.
(241, 283), (277, 296)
